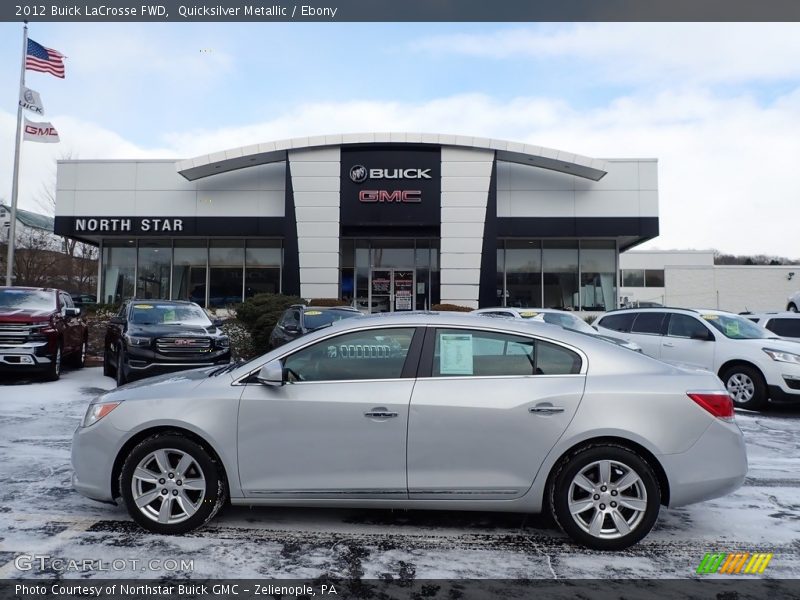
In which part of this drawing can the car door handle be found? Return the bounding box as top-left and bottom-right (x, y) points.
(529, 406), (565, 414)
(663, 342), (674, 347)
(364, 408), (399, 419)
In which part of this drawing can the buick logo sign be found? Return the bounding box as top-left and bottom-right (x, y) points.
(349, 165), (368, 184)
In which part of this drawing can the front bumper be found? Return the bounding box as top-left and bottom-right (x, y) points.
(123, 346), (231, 379)
(0, 341), (54, 372)
(71, 421), (119, 503)
(660, 418), (748, 508)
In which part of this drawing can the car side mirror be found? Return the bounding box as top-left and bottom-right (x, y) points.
(284, 324), (300, 333)
(256, 359), (284, 386)
(110, 316), (126, 325)
(212, 318), (224, 327)
(64, 307), (81, 317)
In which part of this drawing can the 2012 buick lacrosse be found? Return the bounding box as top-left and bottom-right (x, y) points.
(72, 313), (747, 550)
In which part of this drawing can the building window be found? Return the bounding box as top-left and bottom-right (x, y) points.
(101, 241), (135, 304)
(645, 269), (665, 287)
(245, 239), (281, 298)
(580, 240), (616, 311)
(504, 240), (542, 308)
(622, 269), (645, 287)
(543, 240), (578, 310)
(172, 240), (208, 306)
(136, 240), (171, 300)
(209, 240), (245, 307)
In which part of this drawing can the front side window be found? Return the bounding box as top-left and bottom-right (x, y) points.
(432, 329), (581, 377)
(667, 314), (711, 339)
(598, 313), (635, 333)
(302, 309), (360, 331)
(631, 312), (666, 335)
(283, 328), (415, 382)
(701, 313), (771, 340)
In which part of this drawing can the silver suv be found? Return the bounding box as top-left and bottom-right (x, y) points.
(596, 307), (800, 411)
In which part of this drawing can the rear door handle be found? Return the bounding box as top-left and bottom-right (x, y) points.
(663, 342), (674, 348)
(364, 408), (399, 418)
(529, 406), (565, 414)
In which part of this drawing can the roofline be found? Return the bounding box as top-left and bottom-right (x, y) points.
(175, 132), (610, 183)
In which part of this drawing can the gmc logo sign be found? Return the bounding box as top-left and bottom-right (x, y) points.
(359, 190), (422, 203)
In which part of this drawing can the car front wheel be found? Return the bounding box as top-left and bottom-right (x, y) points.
(722, 365), (767, 411)
(115, 344), (127, 386)
(120, 434), (226, 534)
(44, 342), (62, 381)
(550, 444), (661, 551)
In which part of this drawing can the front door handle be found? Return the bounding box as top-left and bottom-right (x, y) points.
(663, 342), (674, 348)
(529, 406), (565, 414)
(364, 407), (399, 418)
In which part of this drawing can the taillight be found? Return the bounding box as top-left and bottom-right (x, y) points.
(688, 391), (735, 421)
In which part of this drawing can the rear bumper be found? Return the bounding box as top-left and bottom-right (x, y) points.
(660, 418), (748, 507)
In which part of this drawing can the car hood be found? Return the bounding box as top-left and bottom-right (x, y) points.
(96, 366), (227, 403)
(128, 323), (221, 337)
(0, 308), (54, 323)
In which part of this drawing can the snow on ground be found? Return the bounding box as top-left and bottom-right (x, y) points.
(0, 367), (798, 580)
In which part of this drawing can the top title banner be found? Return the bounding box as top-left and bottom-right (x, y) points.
(4, 0), (800, 22)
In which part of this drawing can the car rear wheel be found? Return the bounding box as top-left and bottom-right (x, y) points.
(120, 434), (226, 534)
(550, 444), (661, 550)
(103, 345), (113, 377)
(44, 342), (62, 381)
(115, 344), (127, 386)
(788, 303), (798, 313)
(722, 365), (767, 411)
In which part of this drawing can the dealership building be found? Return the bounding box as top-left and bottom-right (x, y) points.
(53, 133), (659, 312)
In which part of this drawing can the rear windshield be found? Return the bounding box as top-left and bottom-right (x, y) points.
(764, 318), (800, 338)
(701, 313), (771, 340)
(130, 303), (212, 326)
(0, 289), (56, 311)
(541, 312), (597, 334)
(303, 309), (360, 331)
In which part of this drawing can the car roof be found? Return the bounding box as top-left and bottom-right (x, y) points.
(0, 286), (58, 292)
(126, 299), (199, 306)
(740, 311), (800, 319)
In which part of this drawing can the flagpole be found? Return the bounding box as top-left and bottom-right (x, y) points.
(5, 22), (28, 286)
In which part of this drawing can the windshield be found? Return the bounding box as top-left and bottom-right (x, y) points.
(130, 303), (212, 326)
(303, 309), (360, 331)
(541, 312), (597, 335)
(0, 289), (56, 311)
(701, 313), (772, 340)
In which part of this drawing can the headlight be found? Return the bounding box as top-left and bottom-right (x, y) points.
(217, 336), (230, 348)
(763, 348), (800, 365)
(124, 334), (150, 346)
(83, 401), (120, 427)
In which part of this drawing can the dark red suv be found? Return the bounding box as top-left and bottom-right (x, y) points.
(0, 286), (88, 380)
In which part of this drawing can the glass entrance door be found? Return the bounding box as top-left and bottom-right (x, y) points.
(369, 269), (416, 313)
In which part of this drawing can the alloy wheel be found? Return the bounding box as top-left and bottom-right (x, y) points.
(727, 373), (755, 404)
(567, 459), (648, 540)
(131, 448), (206, 525)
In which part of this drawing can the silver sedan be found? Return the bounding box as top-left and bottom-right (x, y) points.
(71, 313), (747, 550)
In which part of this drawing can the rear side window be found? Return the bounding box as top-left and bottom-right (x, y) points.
(765, 318), (800, 338)
(597, 313), (635, 333)
(631, 312), (667, 335)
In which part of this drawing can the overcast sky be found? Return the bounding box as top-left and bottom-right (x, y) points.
(0, 22), (798, 257)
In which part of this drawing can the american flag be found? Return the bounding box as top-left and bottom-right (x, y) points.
(26, 39), (65, 79)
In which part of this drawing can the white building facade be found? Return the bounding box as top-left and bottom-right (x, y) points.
(54, 134), (659, 311)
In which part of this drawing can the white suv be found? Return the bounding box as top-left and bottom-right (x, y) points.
(595, 307), (800, 411)
(741, 312), (800, 341)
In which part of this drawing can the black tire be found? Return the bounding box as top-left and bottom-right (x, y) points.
(44, 342), (62, 381)
(721, 364), (767, 411)
(550, 444), (661, 551)
(66, 338), (87, 369)
(103, 345), (113, 377)
(788, 303), (798, 313)
(119, 433), (226, 534)
(115, 344), (127, 386)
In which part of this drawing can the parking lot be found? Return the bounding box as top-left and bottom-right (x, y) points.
(0, 367), (798, 580)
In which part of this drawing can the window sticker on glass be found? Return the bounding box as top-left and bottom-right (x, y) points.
(305, 310), (322, 316)
(133, 304), (153, 309)
(726, 321), (741, 336)
(439, 333), (474, 375)
(702, 314), (719, 320)
(519, 311), (538, 318)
